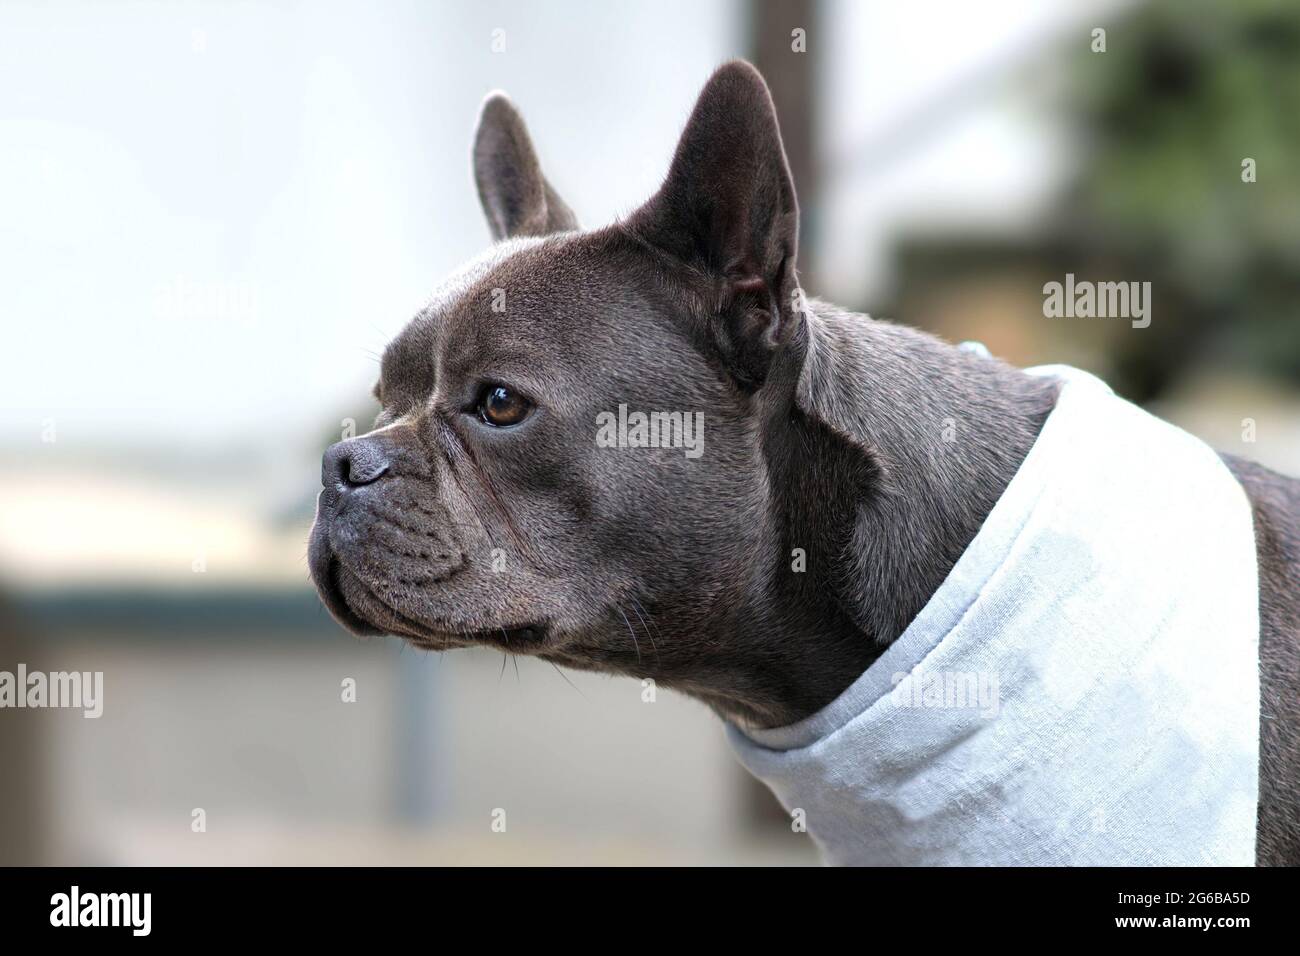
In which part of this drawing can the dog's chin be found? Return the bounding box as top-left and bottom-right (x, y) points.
(404, 623), (552, 654)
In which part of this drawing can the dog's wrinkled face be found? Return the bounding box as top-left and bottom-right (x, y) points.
(309, 63), (803, 681)
(309, 235), (769, 664)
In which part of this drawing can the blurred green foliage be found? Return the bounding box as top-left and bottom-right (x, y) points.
(1069, 0), (1300, 390)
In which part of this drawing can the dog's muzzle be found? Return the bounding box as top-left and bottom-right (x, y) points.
(309, 436), (397, 636)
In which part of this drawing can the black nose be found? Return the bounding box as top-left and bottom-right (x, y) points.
(322, 439), (390, 489)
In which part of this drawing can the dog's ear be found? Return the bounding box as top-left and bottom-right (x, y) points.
(629, 61), (801, 390)
(473, 93), (578, 241)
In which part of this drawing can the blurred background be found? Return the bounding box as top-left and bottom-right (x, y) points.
(1, 0), (1296, 865)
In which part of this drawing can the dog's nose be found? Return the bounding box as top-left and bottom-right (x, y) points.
(322, 439), (390, 489)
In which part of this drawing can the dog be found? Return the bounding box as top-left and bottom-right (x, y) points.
(309, 61), (1299, 865)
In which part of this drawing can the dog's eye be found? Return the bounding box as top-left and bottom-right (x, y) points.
(478, 384), (533, 427)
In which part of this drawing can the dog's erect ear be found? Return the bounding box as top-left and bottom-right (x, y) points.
(473, 93), (578, 241)
(628, 61), (801, 390)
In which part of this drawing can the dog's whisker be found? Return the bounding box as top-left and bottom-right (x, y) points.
(616, 605), (641, 667)
(628, 596), (660, 664)
(547, 660), (586, 700)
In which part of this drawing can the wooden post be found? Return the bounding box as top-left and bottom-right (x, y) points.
(752, 0), (821, 286)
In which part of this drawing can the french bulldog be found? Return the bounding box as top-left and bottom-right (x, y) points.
(309, 61), (1299, 865)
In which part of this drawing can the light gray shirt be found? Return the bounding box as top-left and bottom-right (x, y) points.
(728, 366), (1260, 865)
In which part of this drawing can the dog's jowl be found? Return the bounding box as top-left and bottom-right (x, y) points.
(309, 61), (1300, 866)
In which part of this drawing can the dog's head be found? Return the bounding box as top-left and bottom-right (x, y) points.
(309, 62), (815, 686)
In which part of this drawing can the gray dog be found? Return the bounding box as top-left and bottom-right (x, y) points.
(309, 62), (1298, 865)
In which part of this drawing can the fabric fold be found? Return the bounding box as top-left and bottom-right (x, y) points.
(728, 366), (1260, 866)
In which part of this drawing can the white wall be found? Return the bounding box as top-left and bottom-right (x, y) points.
(0, 0), (742, 450)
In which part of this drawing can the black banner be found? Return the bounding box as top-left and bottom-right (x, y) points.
(0, 866), (1279, 941)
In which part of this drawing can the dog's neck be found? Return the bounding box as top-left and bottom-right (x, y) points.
(686, 302), (1060, 728)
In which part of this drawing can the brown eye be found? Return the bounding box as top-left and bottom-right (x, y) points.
(478, 384), (532, 427)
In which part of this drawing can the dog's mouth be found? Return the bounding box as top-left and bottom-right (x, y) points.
(309, 527), (550, 652)
(308, 546), (383, 637)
